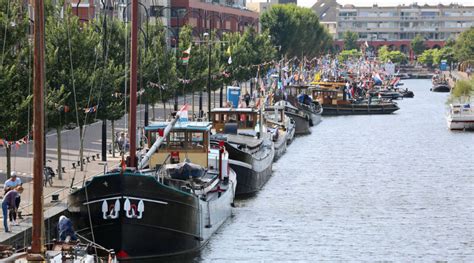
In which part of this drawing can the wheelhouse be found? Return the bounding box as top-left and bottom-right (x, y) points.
(145, 122), (212, 169)
(211, 108), (259, 133)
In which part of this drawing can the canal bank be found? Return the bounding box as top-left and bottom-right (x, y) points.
(198, 79), (474, 261)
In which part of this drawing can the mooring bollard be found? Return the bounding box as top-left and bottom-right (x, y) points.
(72, 163), (76, 169)
(61, 167), (66, 173)
(86, 157), (90, 163)
(92, 155), (96, 161)
(96, 153), (100, 159)
(51, 194), (59, 203)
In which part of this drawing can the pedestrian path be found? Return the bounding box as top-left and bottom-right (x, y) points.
(0, 152), (121, 239)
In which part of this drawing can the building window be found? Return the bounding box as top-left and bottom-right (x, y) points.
(444, 11), (461, 17)
(150, 6), (164, 17)
(171, 8), (187, 18)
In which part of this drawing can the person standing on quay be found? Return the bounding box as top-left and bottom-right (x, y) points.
(4, 171), (22, 223)
(2, 186), (23, 232)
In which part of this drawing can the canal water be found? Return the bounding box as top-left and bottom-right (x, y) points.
(197, 79), (474, 261)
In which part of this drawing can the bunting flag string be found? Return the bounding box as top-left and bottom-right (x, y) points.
(0, 133), (31, 149)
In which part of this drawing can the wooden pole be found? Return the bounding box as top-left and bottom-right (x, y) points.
(129, 0), (138, 167)
(31, 0), (45, 256)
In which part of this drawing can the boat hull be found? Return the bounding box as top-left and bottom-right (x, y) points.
(431, 85), (450, 92)
(273, 133), (287, 161)
(224, 142), (274, 196)
(447, 118), (474, 130)
(287, 113), (311, 135)
(67, 171), (235, 260)
(322, 103), (399, 116)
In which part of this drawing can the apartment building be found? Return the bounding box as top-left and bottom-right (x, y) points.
(312, 0), (474, 53)
(246, 0), (297, 13)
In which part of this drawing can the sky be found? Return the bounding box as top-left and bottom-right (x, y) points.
(298, 0), (474, 7)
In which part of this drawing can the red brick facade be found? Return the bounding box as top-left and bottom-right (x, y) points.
(170, 0), (259, 37)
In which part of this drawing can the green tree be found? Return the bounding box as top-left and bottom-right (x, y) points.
(378, 46), (407, 64)
(343, 31), (358, 50)
(141, 22), (177, 120)
(45, 8), (101, 171)
(454, 27), (474, 64)
(338, 49), (362, 61)
(260, 4), (330, 57)
(411, 34), (426, 56)
(0, 0), (31, 178)
(45, 86), (70, 179)
(433, 46), (456, 66)
(417, 49), (436, 67)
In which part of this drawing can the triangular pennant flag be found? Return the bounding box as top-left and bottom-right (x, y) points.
(228, 56), (232, 65)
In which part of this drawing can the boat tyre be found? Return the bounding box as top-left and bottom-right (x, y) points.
(309, 117), (313, 127)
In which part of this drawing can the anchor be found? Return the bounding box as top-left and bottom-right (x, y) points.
(101, 199), (120, 219)
(124, 198), (144, 219)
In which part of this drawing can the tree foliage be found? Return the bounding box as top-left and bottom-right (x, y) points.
(378, 46), (407, 64)
(260, 4), (331, 57)
(343, 31), (358, 51)
(338, 49), (362, 61)
(411, 34), (426, 56)
(417, 49), (437, 67)
(432, 46), (456, 66)
(454, 27), (474, 64)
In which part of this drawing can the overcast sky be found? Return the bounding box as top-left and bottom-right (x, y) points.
(298, 0), (473, 7)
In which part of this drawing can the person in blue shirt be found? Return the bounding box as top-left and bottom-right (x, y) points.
(2, 186), (23, 232)
(58, 215), (77, 242)
(4, 171), (22, 224)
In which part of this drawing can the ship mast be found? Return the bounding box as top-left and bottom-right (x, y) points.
(128, 0), (138, 167)
(30, 0), (46, 259)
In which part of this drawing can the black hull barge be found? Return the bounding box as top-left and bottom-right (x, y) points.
(68, 120), (237, 260)
(211, 108), (275, 197)
(322, 102), (400, 115)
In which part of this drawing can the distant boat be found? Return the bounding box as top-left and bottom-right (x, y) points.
(370, 90), (403, 100)
(308, 85), (400, 116)
(265, 104), (295, 160)
(274, 100), (312, 135)
(210, 108), (274, 196)
(447, 103), (474, 130)
(394, 73), (411, 79)
(431, 75), (451, 92)
(431, 82), (450, 92)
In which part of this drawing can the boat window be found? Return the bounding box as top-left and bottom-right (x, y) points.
(163, 131), (207, 151)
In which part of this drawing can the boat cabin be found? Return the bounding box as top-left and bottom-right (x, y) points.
(265, 106), (285, 124)
(308, 85), (345, 106)
(145, 122), (212, 169)
(211, 108), (259, 133)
